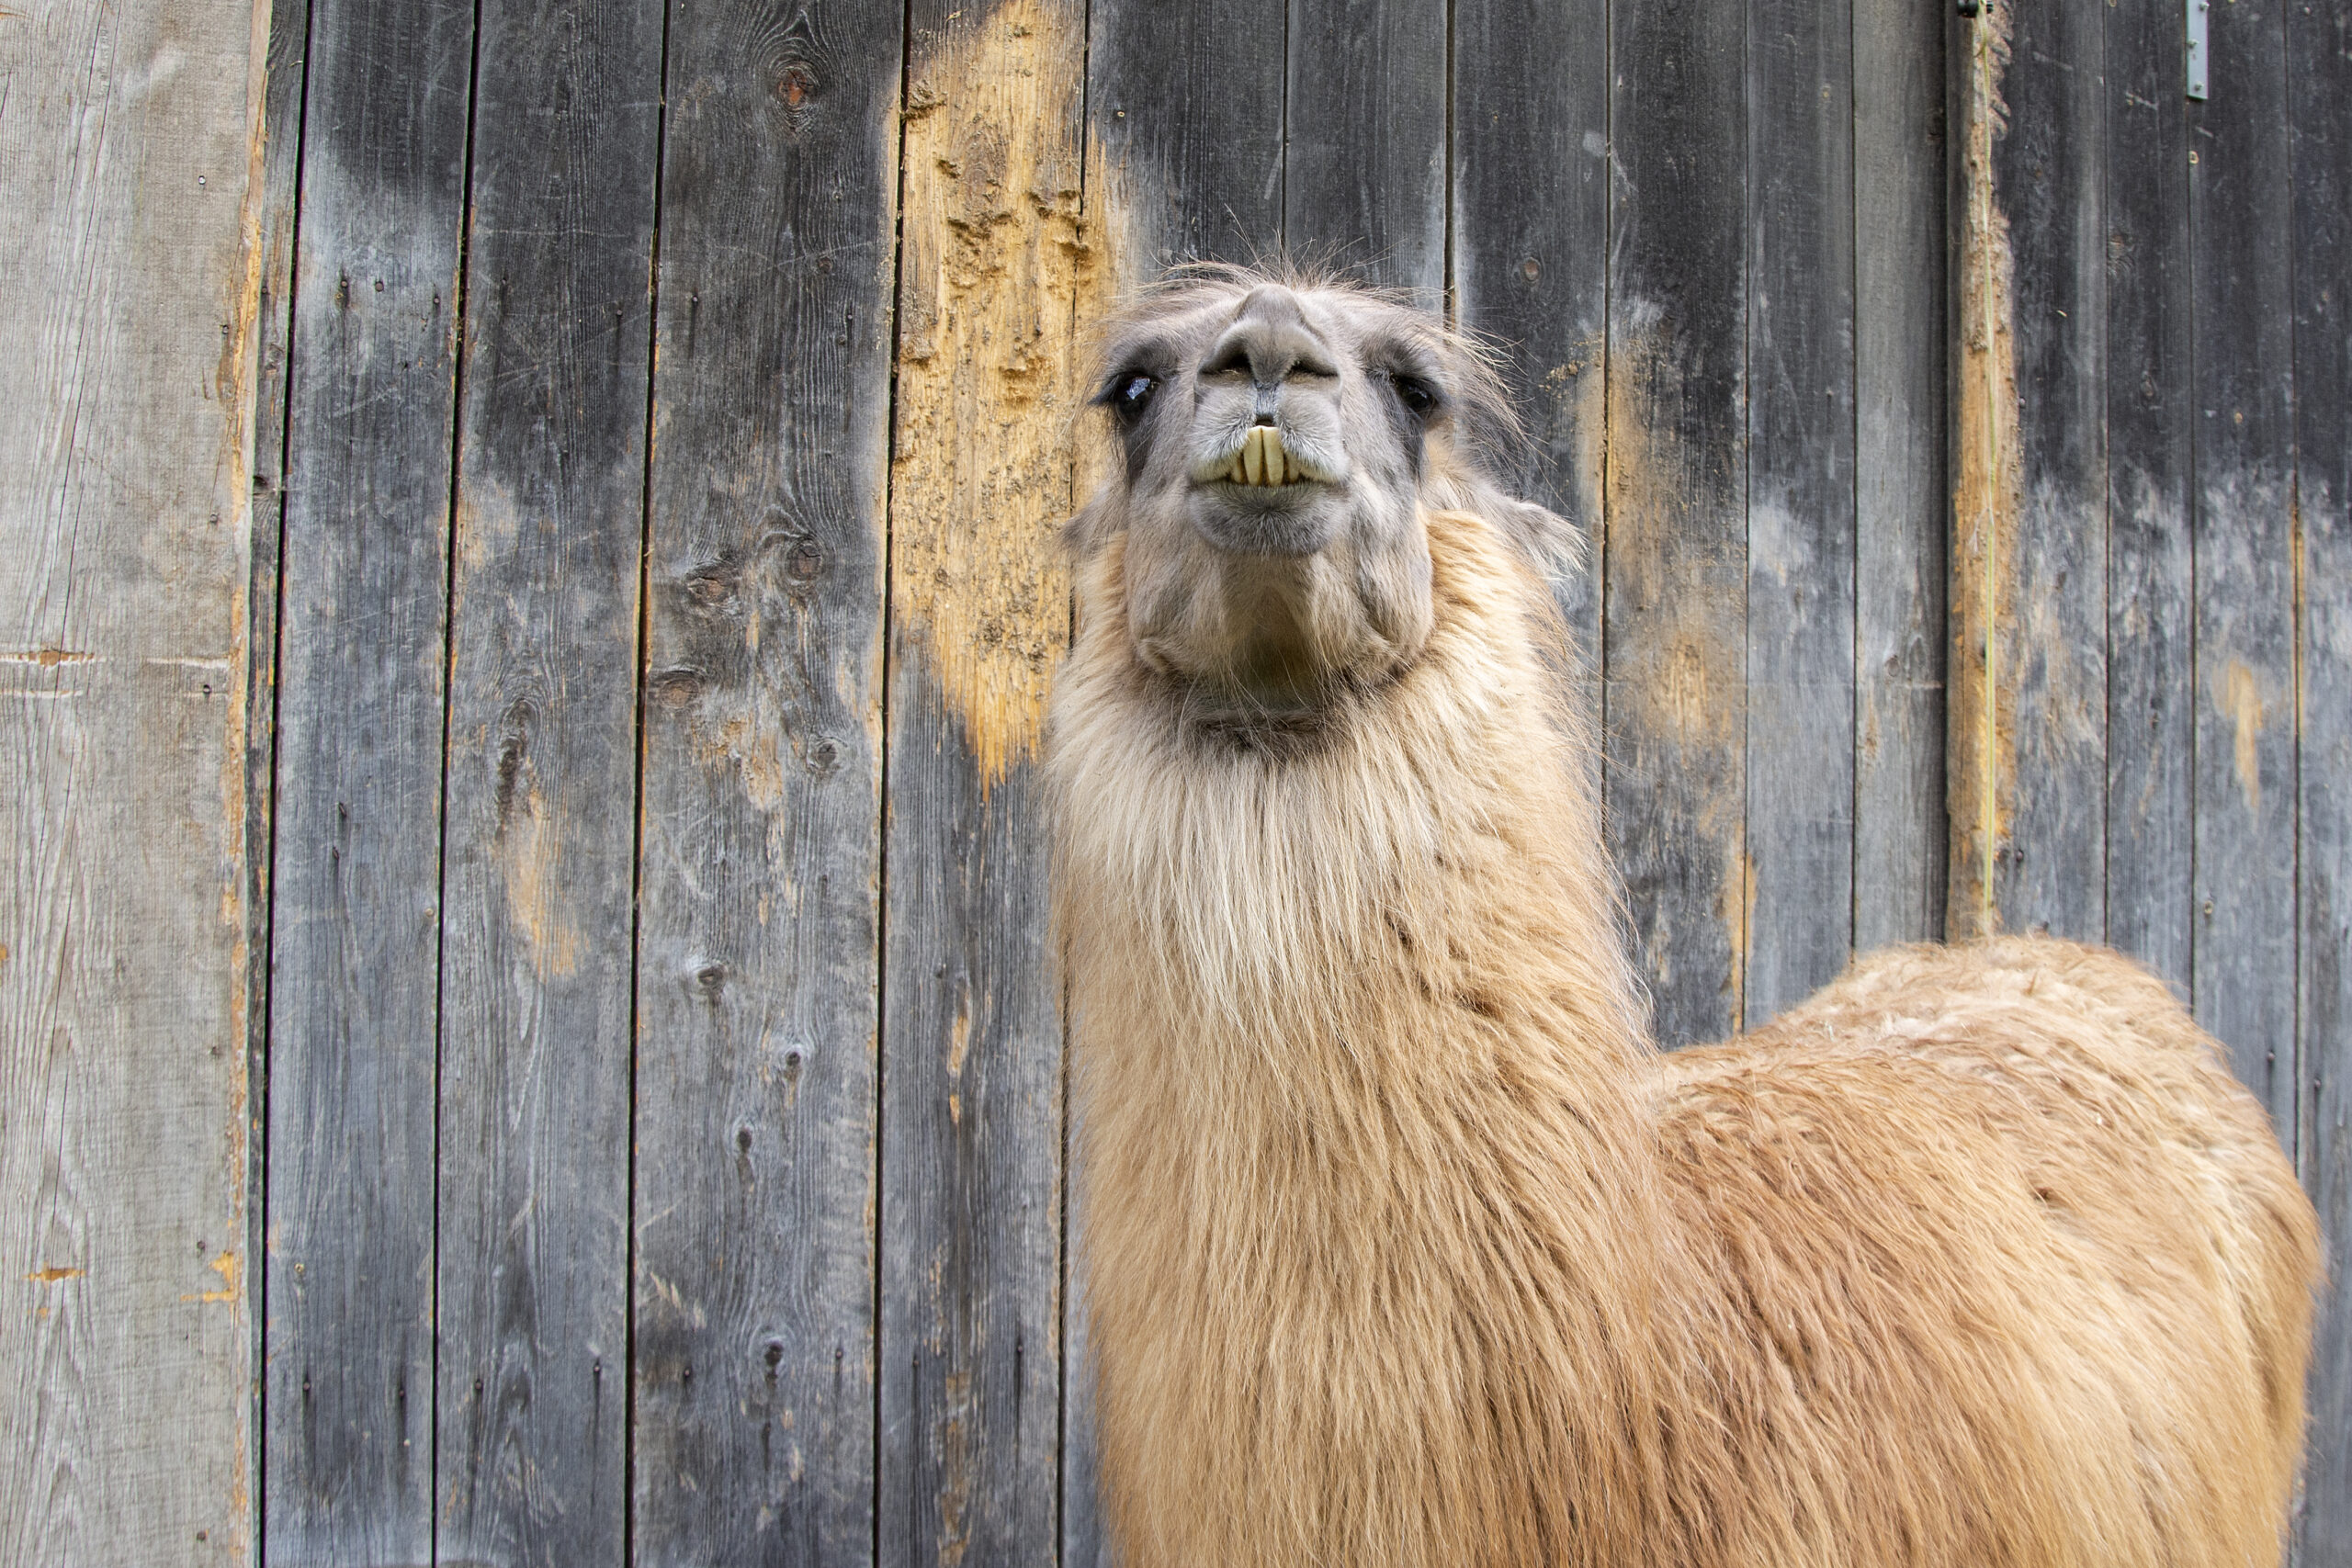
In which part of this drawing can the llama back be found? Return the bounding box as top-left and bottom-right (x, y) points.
(1650, 935), (2319, 1568)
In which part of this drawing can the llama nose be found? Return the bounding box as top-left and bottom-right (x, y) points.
(1207, 285), (1338, 396)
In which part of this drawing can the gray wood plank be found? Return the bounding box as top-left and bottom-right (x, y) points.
(2289, 0), (2352, 1552)
(1743, 0), (1857, 1023)
(1974, 0), (2109, 942)
(881, 4), (1096, 1562)
(631, 0), (900, 1561)
(1088, 0), (1285, 275)
(1069, 7), (1289, 1557)
(2101, 0), (2195, 992)
(430, 0), (663, 1561)
(1283, 0), (1447, 293)
(1451, 0), (1612, 719)
(0, 0), (269, 1559)
(2188, 0), (2299, 1134)
(262, 0), (476, 1559)
(1851, 0), (1947, 953)
(1606, 0), (1750, 1046)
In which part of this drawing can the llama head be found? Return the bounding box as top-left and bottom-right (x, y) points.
(1069, 265), (1571, 728)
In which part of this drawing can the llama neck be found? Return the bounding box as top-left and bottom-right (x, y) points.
(1049, 510), (1668, 1562)
(1053, 508), (1652, 1123)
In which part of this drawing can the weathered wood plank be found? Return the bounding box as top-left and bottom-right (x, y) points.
(1742, 0), (1856, 1023)
(1069, 6), (1287, 1557)
(430, 0), (663, 1561)
(0, 0), (269, 1560)
(1283, 0), (1447, 292)
(2100, 0), (2194, 992)
(630, 0), (899, 1562)
(263, 0), (475, 1558)
(2289, 0), (2352, 1553)
(1851, 0), (1946, 953)
(1953, 0), (2109, 942)
(1606, 0), (1749, 1046)
(1451, 0), (1611, 714)
(882, 4), (1102, 1562)
(1088, 0), (1284, 274)
(2188, 0), (2299, 1133)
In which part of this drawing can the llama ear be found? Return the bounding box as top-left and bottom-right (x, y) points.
(1489, 496), (1589, 578)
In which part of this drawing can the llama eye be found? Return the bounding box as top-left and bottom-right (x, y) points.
(1110, 373), (1159, 424)
(1390, 375), (1440, 421)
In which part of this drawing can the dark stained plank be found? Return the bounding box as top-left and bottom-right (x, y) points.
(1088, 0), (1285, 274)
(1451, 0), (1612, 713)
(882, 4), (1100, 1562)
(1742, 0), (1857, 1023)
(1606, 0), (1749, 1045)
(1971, 0), (2109, 942)
(0, 0), (269, 1558)
(1283, 0), (1447, 293)
(1070, 6), (1288, 1556)
(631, 0), (900, 1562)
(263, 0), (476, 1559)
(430, 0), (663, 1561)
(1851, 0), (1946, 953)
(2100, 0), (2194, 992)
(2290, 0), (2352, 1553)
(2188, 0), (2299, 1133)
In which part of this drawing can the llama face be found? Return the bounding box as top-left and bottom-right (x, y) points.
(1080, 276), (1493, 726)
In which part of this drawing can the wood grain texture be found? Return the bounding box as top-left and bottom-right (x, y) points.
(1851, 0), (1946, 953)
(1088, 0), (1284, 275)
(882, 3), (1103, 1561)
(1742, 0), (1856, 1023)
(0, 0), (269, 1560)
(1606, 0), (1749, 1046)
(1450, 0), (1611, 716)
(2289, 0), (2352, 1553)
(1973, 0), (2109, 942)
(2187, 0), (2299, 1132)
(1283, 0), (1446, 292)
(262, 0), (474, 1558)
(2100, 0), (2194, 992)
(430, 0), (662, 1561)
(630, 0), (899, 1562)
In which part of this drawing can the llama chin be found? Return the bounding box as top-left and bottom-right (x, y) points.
(1046, 264), (2320, 1568)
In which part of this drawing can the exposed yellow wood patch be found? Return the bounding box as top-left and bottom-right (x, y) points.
(1947, 5), (2020, 940)
(890, 0), (1120, 788)
(24, 1266), (84, 1284)
(182, 1249), (240, 1305)
(2222, 660), (2267, 814)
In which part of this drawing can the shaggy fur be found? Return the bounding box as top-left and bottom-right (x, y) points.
(1046, 269), (2320, 1568)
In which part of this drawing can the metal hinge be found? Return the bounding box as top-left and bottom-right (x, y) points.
(2187, 0), (2211, 99)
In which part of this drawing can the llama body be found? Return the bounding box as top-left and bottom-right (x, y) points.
(1047, 272), (2318, 1568)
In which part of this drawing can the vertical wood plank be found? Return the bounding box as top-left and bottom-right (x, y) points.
(1608, 0), (1749, 1045)
(1283, 0), (1447, 292)
(1088, 0), (1285, 274)
(263, 0), (475, 1558)
(2188, 0), (2299, 1130)
(1852, 0), (1947, 953)
(430, 0), (663, 1561)
(2101, 0), (2194, 992)
(2289, 0), (2352, 1551)
(0, 0), (269, 1559)
(1743, 0), (1856, 1023)
(883, 4), (1101, 1562)
(1451, 0), (1611, 710)
(1069, 7), (1286, 1558)
(1954, 0), (2108, 942)
(631, 0), (899, 1561)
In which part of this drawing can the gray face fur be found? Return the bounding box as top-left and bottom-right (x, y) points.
(1074, 268), (1556, 729)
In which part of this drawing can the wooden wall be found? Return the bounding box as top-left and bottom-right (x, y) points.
(2, 0), (2346, 1560)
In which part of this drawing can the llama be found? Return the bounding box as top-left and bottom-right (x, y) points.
(1045, 265), (2321, 1568)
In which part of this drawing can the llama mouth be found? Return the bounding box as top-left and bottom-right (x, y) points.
(1193, 426), (1339, 491)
